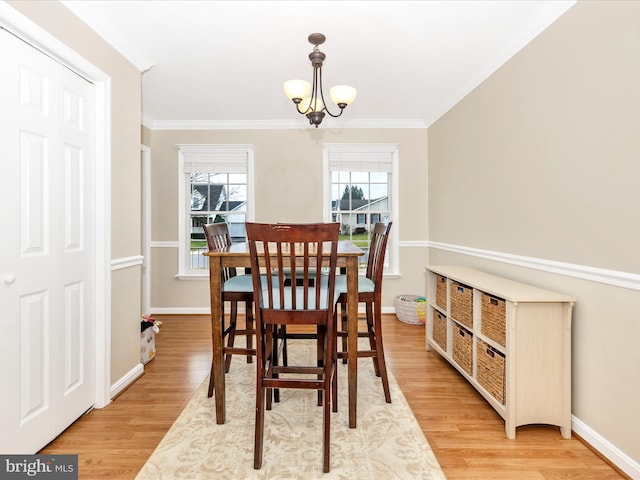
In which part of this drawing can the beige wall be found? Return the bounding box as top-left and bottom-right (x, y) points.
(8, 1), (143, 386)
(428, 0), (640, 469)
(147, 128), (428, 310)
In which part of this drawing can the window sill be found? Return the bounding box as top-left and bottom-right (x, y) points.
(175, 273), (208, 281)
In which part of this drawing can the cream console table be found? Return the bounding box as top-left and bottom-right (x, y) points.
(425, 265), (575, 439)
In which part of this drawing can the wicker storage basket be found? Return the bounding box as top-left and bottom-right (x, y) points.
(435, 274), (447, 309)
(477, 339), (506, 404)
(452, 325), (473, 375)
(450, 281), (473, 328)
(481, 293), (506, 347)
(433, 310), (447, 351)
(394, 295), (426, 325)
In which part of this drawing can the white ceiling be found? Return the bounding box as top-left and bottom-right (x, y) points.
(61, 0), (575, 129)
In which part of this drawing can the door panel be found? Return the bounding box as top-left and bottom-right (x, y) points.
(57, 56), (95, 431)
(19, 290), (53, 420)
(0, 28), (95, 453)
(63, 281), (84, 391)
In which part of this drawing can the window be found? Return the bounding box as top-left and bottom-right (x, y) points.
(323, 144), (399, 275)
(177, 144), (253, 277)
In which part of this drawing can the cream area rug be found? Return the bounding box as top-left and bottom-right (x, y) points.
(136, 340), (446, 479)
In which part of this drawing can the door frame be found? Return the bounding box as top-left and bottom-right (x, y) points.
(0, 4), (112, 408)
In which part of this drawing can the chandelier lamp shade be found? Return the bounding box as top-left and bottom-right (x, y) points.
(283, 33), (357, 127)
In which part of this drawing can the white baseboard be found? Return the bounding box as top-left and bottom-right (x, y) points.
(110, 363), (144, 400)
(572, 416), (639, 479)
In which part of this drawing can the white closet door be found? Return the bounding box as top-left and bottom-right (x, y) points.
(0, 28), (95, 453)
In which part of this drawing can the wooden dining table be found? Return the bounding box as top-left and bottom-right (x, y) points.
(204, 240), (364, 428)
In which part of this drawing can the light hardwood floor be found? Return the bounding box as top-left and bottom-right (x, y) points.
(41, 314), (627, 479)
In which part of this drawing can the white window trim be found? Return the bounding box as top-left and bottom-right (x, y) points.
(322, 143), (400, 276)
(176, 144), (254, 279)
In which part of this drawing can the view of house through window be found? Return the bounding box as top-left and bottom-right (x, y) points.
(325, 144), (398, 274)
(331, 172), (390, 271)
(189, 172), (247, 270)
(177, 144), (252, 276)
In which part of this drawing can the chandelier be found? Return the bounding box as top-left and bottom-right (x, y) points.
(283, 33), (357, 128)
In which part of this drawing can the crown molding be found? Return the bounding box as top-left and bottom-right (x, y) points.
(142, 117), (427, 130)
(61, 1), (154, 72)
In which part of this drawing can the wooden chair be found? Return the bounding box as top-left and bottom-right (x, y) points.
(203, 222), (255, 398)
(336, 222), (393, 403)
(246, 222), (339, 473)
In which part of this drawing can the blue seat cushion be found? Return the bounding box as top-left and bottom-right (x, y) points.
(334, 274), (374, 295)
(261, 276), (334, 310)
(222, 274), (255, 293)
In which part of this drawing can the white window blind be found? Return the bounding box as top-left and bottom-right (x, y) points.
(178, 144), (250, 174)
(326, 144), (397, 173)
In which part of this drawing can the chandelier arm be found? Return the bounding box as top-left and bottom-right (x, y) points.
(318, 67), (344, 118)
(310, 65), (319, 110)
(296, 64), (320, 116)
(295, 101), (309, 115)
(306, 66), (326, 127)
